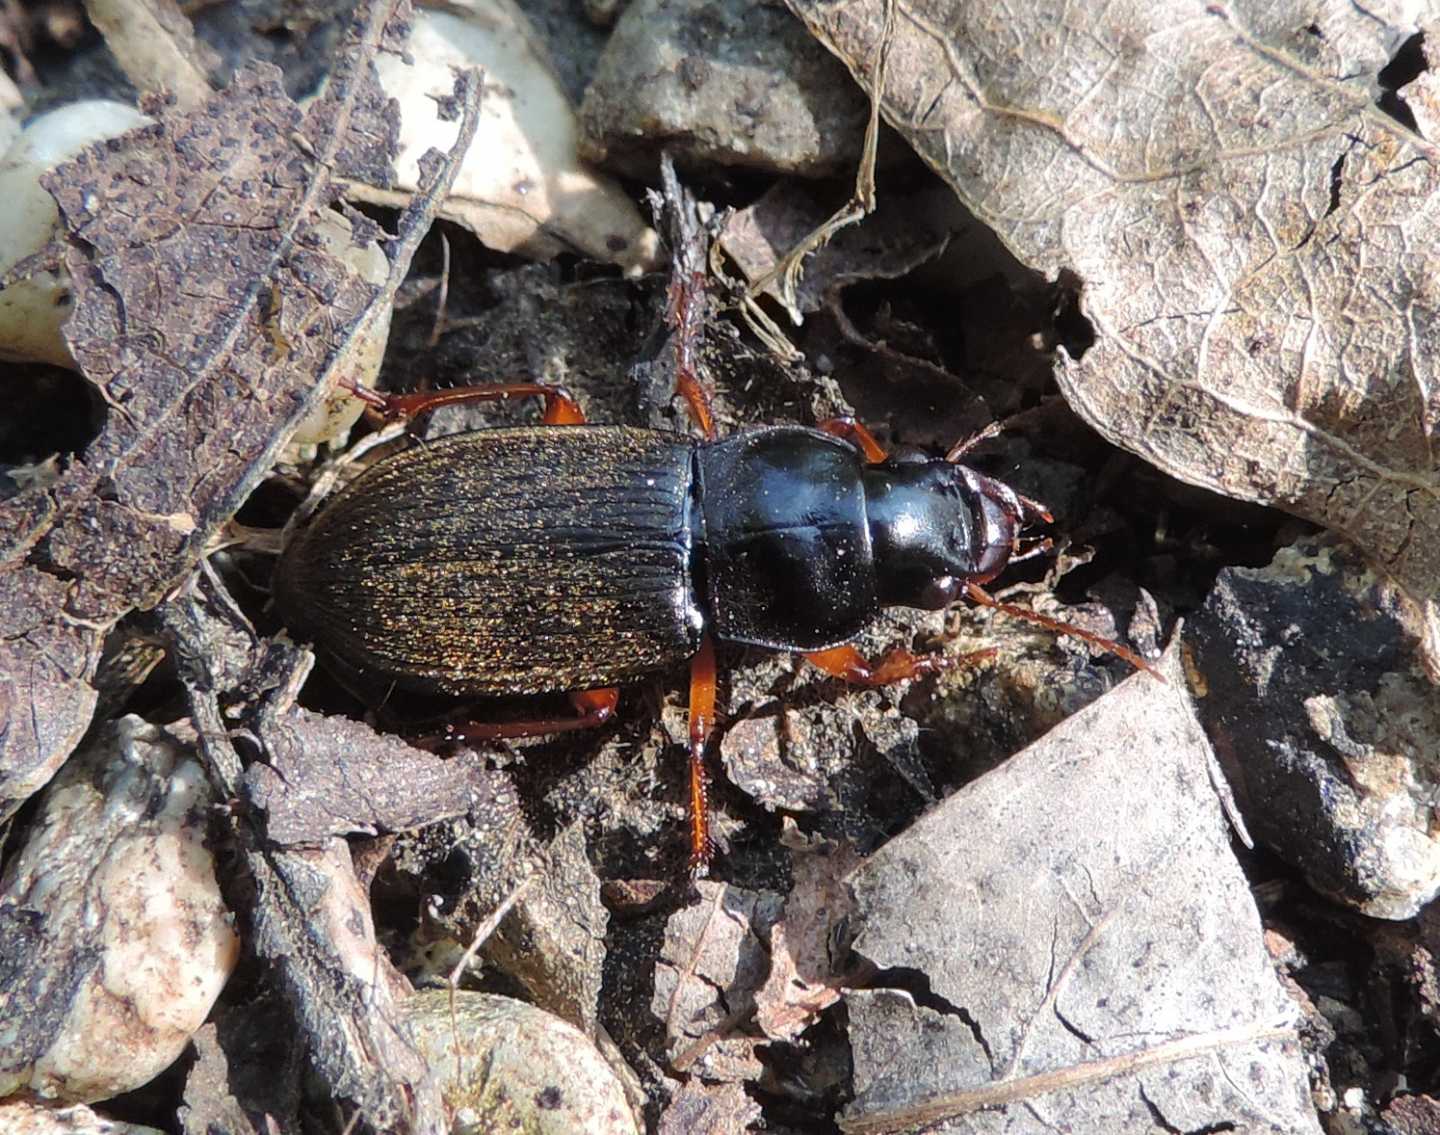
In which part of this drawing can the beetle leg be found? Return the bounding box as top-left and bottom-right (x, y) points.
(804, 643), (996, 686)
(963, 583), (1164, 679)
(817, 416), (888, 464)
(675, 371), (717, 440)
(437, 687), (620, 742)
(345, 380), (587, 426)
(1009, 535), (1055, 564)
(667, 269), (718, 440)
(687, 636), (719, 875)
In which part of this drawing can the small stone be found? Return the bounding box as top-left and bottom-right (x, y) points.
(1188, 538), (1440, 919)
(404, 990), (640, 1135)
(579, 0), (867, 178)
(0, 1100), (166, 1133)
(0, 717), (238, 1103)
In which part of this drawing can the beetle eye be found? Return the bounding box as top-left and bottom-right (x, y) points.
(918, 576), (960, 609)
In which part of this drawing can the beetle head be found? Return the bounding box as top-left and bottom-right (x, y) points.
(862, 459), (1037, 610)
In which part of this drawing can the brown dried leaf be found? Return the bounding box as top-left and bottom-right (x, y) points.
(788, 0), (1440, 638)
(1382, 1093), (1440, 1133)
(41, 62), (383, 615)
(651, 881), (783, 1081)
(483, 822), (610, 1033)
(244, 707), (513, 845)
(0, 572), (99, 819)
(147, 17), (485, 1128)
(167, 579), (447, 1134)
(0, 9), (404, 819)
(755, 825), (863, 1043)
(657, 1079), (763, 1134)
(720, 180), (955, 318)
(264, 839), (439, 1130)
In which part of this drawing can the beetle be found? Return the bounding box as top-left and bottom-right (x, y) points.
(274, 380), (1154, 870)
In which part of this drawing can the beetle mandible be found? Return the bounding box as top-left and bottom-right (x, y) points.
(273, 379), (1153, 871)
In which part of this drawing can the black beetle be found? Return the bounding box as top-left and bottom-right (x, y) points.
(274, 381), (1150, 868)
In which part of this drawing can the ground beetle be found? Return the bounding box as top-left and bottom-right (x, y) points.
(274, 380), (1154, 870)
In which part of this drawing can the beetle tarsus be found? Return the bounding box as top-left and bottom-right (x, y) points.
(1010, 536), (1055, 564)
(944, 420), (1005, 463)
(687, 755), (713, 879)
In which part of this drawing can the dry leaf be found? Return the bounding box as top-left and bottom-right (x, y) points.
(165, 577), (450, 1134)
(755, 826), (863, 1043)
(144, 31), (487, 1127)
(788, 0), (1440, 649)
(657, 1079), (763, 1134)
(720, 180), (957, 319)
(1382, 1092), (1440, 1133)
(652, 881), (783, 1081)
(243, 707), (512, 845)
(0, 19), (401, 819)
(0, 101), (152, 368)
(482, 822), (610, 1033)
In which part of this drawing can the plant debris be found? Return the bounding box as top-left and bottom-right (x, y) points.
(788, 0), (1440, 665)
(2, 0), (1436, 1131)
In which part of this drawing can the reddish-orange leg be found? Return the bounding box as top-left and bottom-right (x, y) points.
(805, 643), (996, 687)
(964, 583), (1164, 679)
(817, 416), (888, 464)
(687, 636), (719, 875)
(437, 688), (621, 743)
(667, 271), (718, 440)
(346, 379), (587, 426)
(1015, 493), (1054, 525)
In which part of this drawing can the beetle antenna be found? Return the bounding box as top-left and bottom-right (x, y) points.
(945, 420), (1004, 463)
(963, 582), (1164, 680)
(946, 423), (1053, 525)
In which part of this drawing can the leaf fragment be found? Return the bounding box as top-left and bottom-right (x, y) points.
(788, 0), (1440, 635)
(0, 7), (406, 818)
